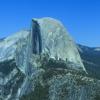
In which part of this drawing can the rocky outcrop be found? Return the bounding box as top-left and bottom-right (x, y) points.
(20, 67), (100, 100)
(0, 17), (93, 100)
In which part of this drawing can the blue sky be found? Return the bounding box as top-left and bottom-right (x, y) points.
(0, 0), (100, 47)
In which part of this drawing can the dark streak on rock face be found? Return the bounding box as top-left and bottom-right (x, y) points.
(31, 19), (42, 54)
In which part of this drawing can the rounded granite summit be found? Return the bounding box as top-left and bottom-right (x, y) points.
(32, 17), (86, 72)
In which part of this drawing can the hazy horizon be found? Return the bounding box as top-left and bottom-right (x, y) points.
(0, 0), (100, 47)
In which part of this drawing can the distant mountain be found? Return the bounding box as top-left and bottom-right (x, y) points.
(78, 44), (100, 79)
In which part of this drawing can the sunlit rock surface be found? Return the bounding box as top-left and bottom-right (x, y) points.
(34, 18), (85, 71)
(0, 17), (99, 100)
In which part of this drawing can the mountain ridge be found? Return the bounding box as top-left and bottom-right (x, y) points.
(0, 18), (100, 100)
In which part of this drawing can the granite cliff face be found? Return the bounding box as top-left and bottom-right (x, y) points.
(33, 18), (85, 71)
(0, 18), (100, 100)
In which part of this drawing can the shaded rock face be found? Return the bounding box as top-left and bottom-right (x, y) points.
(0, 17), (95, 100)
(31, 19), (42, 54)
